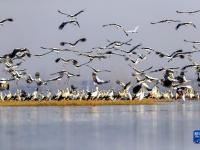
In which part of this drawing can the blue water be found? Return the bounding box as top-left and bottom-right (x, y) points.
(0, 102), (200, 150)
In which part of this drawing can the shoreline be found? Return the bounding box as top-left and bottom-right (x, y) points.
(0, 99), (175, 107)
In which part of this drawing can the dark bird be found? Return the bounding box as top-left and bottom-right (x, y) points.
(176, 10), (200, 14)
(55, 57), (93, 68)
(148, 49), (183, 59)
(168, 50), (200, 62)
(79, 53), (107, 60)
(97, 51), (125, 57)
(150, 19), (181, 24)
(60, 38), (87, 47)
(58, 9), (85, 18)
(175, 22), (196, 30)
(0, 18), (13, 25)
(106, 39), (132, 48)
(118, 44), (142, 54)
(59, 20), (80, 30)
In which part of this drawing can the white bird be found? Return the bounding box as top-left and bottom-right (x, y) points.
(92, 72), (110, 85)
(123, 25), (140, 36)
(91, 86), (99, 100)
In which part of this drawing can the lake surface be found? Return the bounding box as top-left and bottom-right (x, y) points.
(0, 102), (200, 150)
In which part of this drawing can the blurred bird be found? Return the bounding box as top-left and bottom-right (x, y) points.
(86, 65), (111, 73)
(175, 22), (196, 30)
(58, 9), (85, 19)
(60, 38), (87, 47)
(176, 10), (200, 14)
(92, 72), (110, 85)
(150, 19), (181, 24)
(0, 18), (13, 25)
(59, 20), (80, 30)
(184, 39), (200, 44)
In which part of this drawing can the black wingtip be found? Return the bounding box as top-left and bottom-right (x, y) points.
(80, 38), (87, 42)
(26, 53), (31, 57)
(60, 42), (65, 46)
(7, 18), (13, 22)
(55, 58), (61, 63)
(58, 23), (64, 30)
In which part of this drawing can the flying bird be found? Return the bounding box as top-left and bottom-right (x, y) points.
(184, 39), (200, 44)
(60, 38), (87, 47)
(103, 23), (140, 36)
(106, 39), (132, 48)
(55, 57), (93, 68)
(176, 10), (200, 14)
(150, 67), (180, 73)
(50, 70), (80, 79)
(168, 50), (200, 62)
(148, 49), (183, 59)
(175, 22), (196, 30)
(79, 53), (107, 60)
(97, 51), (125, 57)
(86, 65), (111, 73)
(92, 72), (110, 85)
(59, 20), (80, 30)
(130, 66), (153, 76)
(102, 23), (122, 28)
(58, 9), (85, 18)
(116, 80), (131, 91)
(1, 48), (31, 59)
(150, 19), (181, 24)
(47, 71), (66, 82)
(34, 47), (76, 57)
(123, 25), (140, 36)
(118, 44), (142, 54)
(0, 18), (13, 25)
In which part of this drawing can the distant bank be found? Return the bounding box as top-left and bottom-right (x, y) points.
(0, 99), (175, 106)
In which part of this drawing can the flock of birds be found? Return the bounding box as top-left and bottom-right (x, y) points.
(1, 9), (200, 101)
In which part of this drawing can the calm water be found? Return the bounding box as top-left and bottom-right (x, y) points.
(0, 102), (200, 150)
